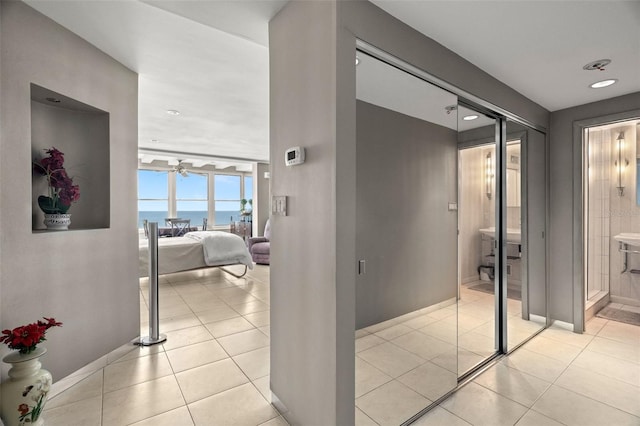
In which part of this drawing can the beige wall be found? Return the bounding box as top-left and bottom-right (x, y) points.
(0, 1), (139, 379)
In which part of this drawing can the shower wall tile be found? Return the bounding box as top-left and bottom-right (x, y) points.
(605, 124), (640, 304)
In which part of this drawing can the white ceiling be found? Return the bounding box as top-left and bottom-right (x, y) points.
(356, 52), (496, 131)
(371, 0), (640, 112)
(25, 0), (640, 164)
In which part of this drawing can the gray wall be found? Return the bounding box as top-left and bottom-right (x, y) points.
(356, 101), (458, 328)
(270, 1), (550, 424)
(549, 92), (640, 323)
(0, 1), (139, 380)
(31, 101), (110, 230)
(270, 1), (356, 424)
(524, 127), (547, 317)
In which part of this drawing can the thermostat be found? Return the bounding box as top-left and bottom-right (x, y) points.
(285, 146), (305, 166)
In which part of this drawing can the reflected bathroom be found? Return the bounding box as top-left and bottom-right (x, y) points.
(458, 119), (547, 357)
(585, 119), (640, 325)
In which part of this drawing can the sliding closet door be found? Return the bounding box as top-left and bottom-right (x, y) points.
(456, 107), (500, 374)
(507, 120), (547, 350)
(354, 51), (458, 424)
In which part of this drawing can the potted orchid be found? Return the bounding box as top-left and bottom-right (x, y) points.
(33, 147), (80, 230)
(0, 318), (62, 426)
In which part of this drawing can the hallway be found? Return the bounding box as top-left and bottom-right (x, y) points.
(43, 266), (640, 425)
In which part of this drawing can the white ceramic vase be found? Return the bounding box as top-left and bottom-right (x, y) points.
(43, 213), (71, 230)
(1, 347), (52, 426)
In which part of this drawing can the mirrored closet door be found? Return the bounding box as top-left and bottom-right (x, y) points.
(354, 51), (459, 424)
(352, 47), (548, 424)
(506, 120), (547, 350)
(456, 106), (500, 374)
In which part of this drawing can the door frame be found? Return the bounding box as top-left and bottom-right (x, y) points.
(572, 109), (640, 332)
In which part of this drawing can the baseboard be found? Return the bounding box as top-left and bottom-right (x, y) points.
(271, 391), (290, 424)
(462, 274), (480, 284)
(48, 337), (142, 400)
(550, 319), (574, 331)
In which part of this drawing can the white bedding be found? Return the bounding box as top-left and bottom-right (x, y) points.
(184, 231), (254, 269)
(139, 231), (252, 277)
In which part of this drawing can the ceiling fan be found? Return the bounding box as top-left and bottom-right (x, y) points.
(171, 160), (189, 177)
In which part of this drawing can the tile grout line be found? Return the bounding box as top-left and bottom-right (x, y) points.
(508, 317), (639, 425)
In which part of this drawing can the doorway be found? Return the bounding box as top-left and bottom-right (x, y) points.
(581, 117), (640, 325)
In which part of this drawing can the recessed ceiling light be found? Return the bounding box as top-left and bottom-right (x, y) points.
(463, 115), (479, 121)
(166, 109), (181, 115)
(590, 79), (617, 89)
(355, 56), (360, 66)
(150, 139), (159, 143)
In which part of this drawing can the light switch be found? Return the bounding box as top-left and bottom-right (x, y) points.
(272, 195), (287, 216)
(448, 202), (458, 211)
(358, 260), (366, 275)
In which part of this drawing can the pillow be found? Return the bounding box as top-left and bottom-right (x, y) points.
(264, 219), (271, 240)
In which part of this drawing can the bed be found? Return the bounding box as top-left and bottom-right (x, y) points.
(139, 231), (253, 278)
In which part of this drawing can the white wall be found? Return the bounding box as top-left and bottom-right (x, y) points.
(459, 147), (485, 283)
(586, 128), (612, 299)
(0, 1), (139, 380)
(605, 123), (640, 305)
(252, 162), (270, 237)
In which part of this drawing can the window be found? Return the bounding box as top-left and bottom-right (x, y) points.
(244, 176), (253, 206)
(138, 170), (168, 228)
(176, 172), (208, 228)
(214, 175), (241, 225)
(138, 167), (253, 228)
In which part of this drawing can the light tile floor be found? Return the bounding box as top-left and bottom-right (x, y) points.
(42, 269), (640, 425)
(355, 282), (548, 425)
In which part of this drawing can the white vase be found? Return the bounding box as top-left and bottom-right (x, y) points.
(43, 213), (71, 230)
(1, 347), (52, 426)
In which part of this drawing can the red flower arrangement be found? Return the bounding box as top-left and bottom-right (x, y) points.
(33, 147), (80, 214)
(0, 318), (62, 354)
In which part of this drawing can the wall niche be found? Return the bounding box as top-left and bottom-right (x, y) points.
(31, 84), (110, 231)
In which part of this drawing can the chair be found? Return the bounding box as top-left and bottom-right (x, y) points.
(247, 219), (270, 265)
(165, 218), (191, 237)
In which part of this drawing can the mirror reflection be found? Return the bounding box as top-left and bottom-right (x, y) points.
(506, 120), (547, 350)
(457, 109), (499, 374)
(355, 51), (458, 424)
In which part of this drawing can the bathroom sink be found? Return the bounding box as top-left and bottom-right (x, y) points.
(479, 227), (521, 243)
(613, 233), (640, 247)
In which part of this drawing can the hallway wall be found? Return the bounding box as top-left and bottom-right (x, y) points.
(0, 1), (139, 380)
